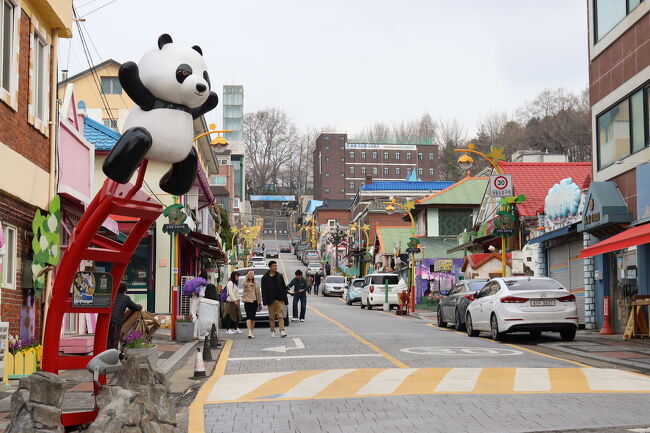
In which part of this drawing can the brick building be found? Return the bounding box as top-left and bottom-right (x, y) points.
(313, 133), (442, 200)
(0, 1), (72, 338)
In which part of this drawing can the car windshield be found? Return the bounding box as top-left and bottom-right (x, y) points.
(327, 277), (346, 283)
(370, 275), (399, 285)
(504, 279), (564, 291)
(468, 281), (488, 291)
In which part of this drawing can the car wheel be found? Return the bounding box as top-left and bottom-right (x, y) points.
(454, 309), (465, 331)
(360, 300), (366, 309)
(367, 299), (373, 310)
(466, 313), (479, 337)
(436, 307), (447, 328)
(490, 314), (504, 341)
(529, 330), (542, 338)
(560, 327), (576, 341)
(346, 298), (352, 305)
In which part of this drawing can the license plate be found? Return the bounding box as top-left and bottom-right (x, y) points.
(530, 299), (556, 307)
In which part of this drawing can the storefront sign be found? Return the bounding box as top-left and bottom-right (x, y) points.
(544, 178), (584, 231)
(345, 143), (417, 150)
(578, 182), (632, 233)
(162, 204), (190, 234)
(433, 259), (453, 272)
(162, 223), (190, 234)
(71, 272), (113, 308)
(494, 208), (516, 237)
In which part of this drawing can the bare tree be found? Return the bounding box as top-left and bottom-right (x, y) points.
(244, 108), (298, 194)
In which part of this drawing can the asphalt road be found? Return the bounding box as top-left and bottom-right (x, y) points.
(192, 235), (650, 433)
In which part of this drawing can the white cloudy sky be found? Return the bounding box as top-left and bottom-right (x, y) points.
(61, 0), (588, 137)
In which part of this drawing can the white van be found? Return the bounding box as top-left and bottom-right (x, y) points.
(360, 273), (407, 310)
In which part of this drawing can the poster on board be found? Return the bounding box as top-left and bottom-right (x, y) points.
(71, 272), (113, 308)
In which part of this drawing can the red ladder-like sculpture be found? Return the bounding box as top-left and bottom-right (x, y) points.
(41, 162), (163, 427)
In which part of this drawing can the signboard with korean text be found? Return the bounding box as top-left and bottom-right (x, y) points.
(71, 272), (113, 308)
(489, 175), (513, 197)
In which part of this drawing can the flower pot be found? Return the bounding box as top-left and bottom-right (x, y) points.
(124, 345), (158, 368)
(176, 321), (194, 342)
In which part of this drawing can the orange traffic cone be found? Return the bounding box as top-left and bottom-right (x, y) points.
(191, 347), (207, 379)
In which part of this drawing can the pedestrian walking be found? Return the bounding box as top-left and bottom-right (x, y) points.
(314, 271), (322, 295)
(242, 270), (262, 338)
(182, 271), (208, 338)
(306, 274), (314, 294)
(288, 270), (308, 322)
(107, 282), (142, 350)
(222, 271), (243, 334)
(325, 262), (331, 276)
(261, 260), (288, 337)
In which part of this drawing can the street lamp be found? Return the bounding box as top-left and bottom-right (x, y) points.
(327, 223), (348, 274)
(457, 153), (474, 171)
(383, 198), (417, 313)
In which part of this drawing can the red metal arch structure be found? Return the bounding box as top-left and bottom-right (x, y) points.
(42, 162), (162, 427)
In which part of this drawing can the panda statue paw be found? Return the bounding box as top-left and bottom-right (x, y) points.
(159, 148), (198, 196)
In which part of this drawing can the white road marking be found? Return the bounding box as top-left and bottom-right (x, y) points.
(356, 368), (418, 395)
(514, 368), (551, 391)
(262, 338), (305, 353)
(228, 354), (383, 361)
(583, 368), (650, 391)
(434, 368), (482, 392)
(281, 369), (355, 398)
(208, 371), (293, 401)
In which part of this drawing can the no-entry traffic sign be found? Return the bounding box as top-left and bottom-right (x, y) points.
(489, 174), (513, 197)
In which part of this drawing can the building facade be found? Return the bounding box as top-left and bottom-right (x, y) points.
(313, 133), (442, 200)
(579, 1), (650, 332)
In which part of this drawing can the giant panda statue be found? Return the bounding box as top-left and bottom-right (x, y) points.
(102, 33), (219, 195)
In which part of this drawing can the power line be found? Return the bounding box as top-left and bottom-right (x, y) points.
(74, 0), (105, 9)
(80, 0), (119, 18)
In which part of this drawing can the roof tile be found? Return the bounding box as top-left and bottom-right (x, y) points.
(84, 116), (120, 152)
(360, 181), (454, 192)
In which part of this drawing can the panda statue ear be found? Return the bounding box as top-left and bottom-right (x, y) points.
(192, 45), (203, 56)
(158, 34), (173, 49)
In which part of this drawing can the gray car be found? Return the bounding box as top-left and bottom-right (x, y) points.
(436, 279), (488, 330)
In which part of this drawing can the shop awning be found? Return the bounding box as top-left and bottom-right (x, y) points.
(185, 231), (223, 257)
(580, 223), (650, 258)
(527, 225), (572, 245)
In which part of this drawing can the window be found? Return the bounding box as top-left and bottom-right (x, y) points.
(384, 167), (389, 175)
(209, 175), (227, 185)
(372, 167), (377, 175)
(418, 168), (423, 175)
(418, 152), (423, 160)
(340, 172), (345, 177)
(324, 145), (330, 150)
(350, 166), (355, 174)
(340, 145), (344, 150)
(383, 152), (389, 160)
(325, 172), (330, 177)
(325, 136), (330, 141)
(325, 188), (330, 193)
(101, 76), (122, 95)
(340, 136), (344, 141)
(340, 188), (345, 193)
(103, 118), (118, 130)
(1, 0), (16, 92)
(361, 166), (367, 174)
(596, 86), (650, 169)
(594, 0), (641, 42)
(33, 33), (48, 121)
(349, 151), (355, 159)
(395, 167), (401, 175)
(372, 151), (378, 160)
(361, 151), (366, 159)
(325, 156), (330, 162)
(1, 224), (16, 288)
(340, 157), (344, 162)
(406, 152), (412, 160)
(395, 152), (400, 160)
(429, 168), (434, 176)
(349, 182), (355, 190)
(429, 152), (434, 160)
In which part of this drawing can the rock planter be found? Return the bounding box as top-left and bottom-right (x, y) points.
(124, 345), (158, 368)
(175, 321), (194, 342)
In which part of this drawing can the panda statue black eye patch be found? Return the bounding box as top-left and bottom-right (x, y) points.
(203, 71), (211, 88)
(176, 63), (193, 83)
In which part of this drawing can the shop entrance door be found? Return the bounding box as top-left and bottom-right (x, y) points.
(610, 247), (638, 332)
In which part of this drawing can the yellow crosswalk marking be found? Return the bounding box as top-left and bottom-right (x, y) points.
(473, 368), (516, 394)
(548, 368), (591, 393)
(241, 369), (324, 400)
(316, 368), (387, 399)
(394, 368), (450, 394)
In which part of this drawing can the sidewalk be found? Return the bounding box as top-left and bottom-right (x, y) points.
(0, 328), (203, 432)
(540, 332), (650, 372)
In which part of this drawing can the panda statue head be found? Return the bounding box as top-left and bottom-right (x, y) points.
(138, 34), (211, 109)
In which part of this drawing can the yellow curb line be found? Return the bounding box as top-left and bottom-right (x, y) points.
(187, 339), (233, 433)
(307, 304), (409, 369)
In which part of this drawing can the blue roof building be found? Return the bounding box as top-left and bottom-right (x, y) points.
(83, 116), (120, 152)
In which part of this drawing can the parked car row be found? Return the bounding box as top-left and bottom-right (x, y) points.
(437, 276), (578, 341)
(338, 273), (407, 309)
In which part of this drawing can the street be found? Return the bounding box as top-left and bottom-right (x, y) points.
(191, 238), (650, 433)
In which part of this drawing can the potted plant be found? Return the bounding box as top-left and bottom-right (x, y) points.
(124, 330), (158, 366)
(175, 315), (194, 342)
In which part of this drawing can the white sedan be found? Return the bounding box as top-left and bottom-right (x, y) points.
(465, 277), (578, 341)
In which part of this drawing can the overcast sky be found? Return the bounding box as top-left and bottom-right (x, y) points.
(62, 0), (588, 137)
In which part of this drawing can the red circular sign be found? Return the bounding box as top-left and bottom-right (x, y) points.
(493, 176), (509, 190)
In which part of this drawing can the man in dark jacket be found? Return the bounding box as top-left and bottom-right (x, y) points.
(261, 261), (288, 337)
(287, 270), (308, 322)
(108, 282), (142, 349)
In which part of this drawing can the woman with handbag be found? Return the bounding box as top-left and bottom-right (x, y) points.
(241, 270), (262, 338)
(222, 271), (243, 334)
